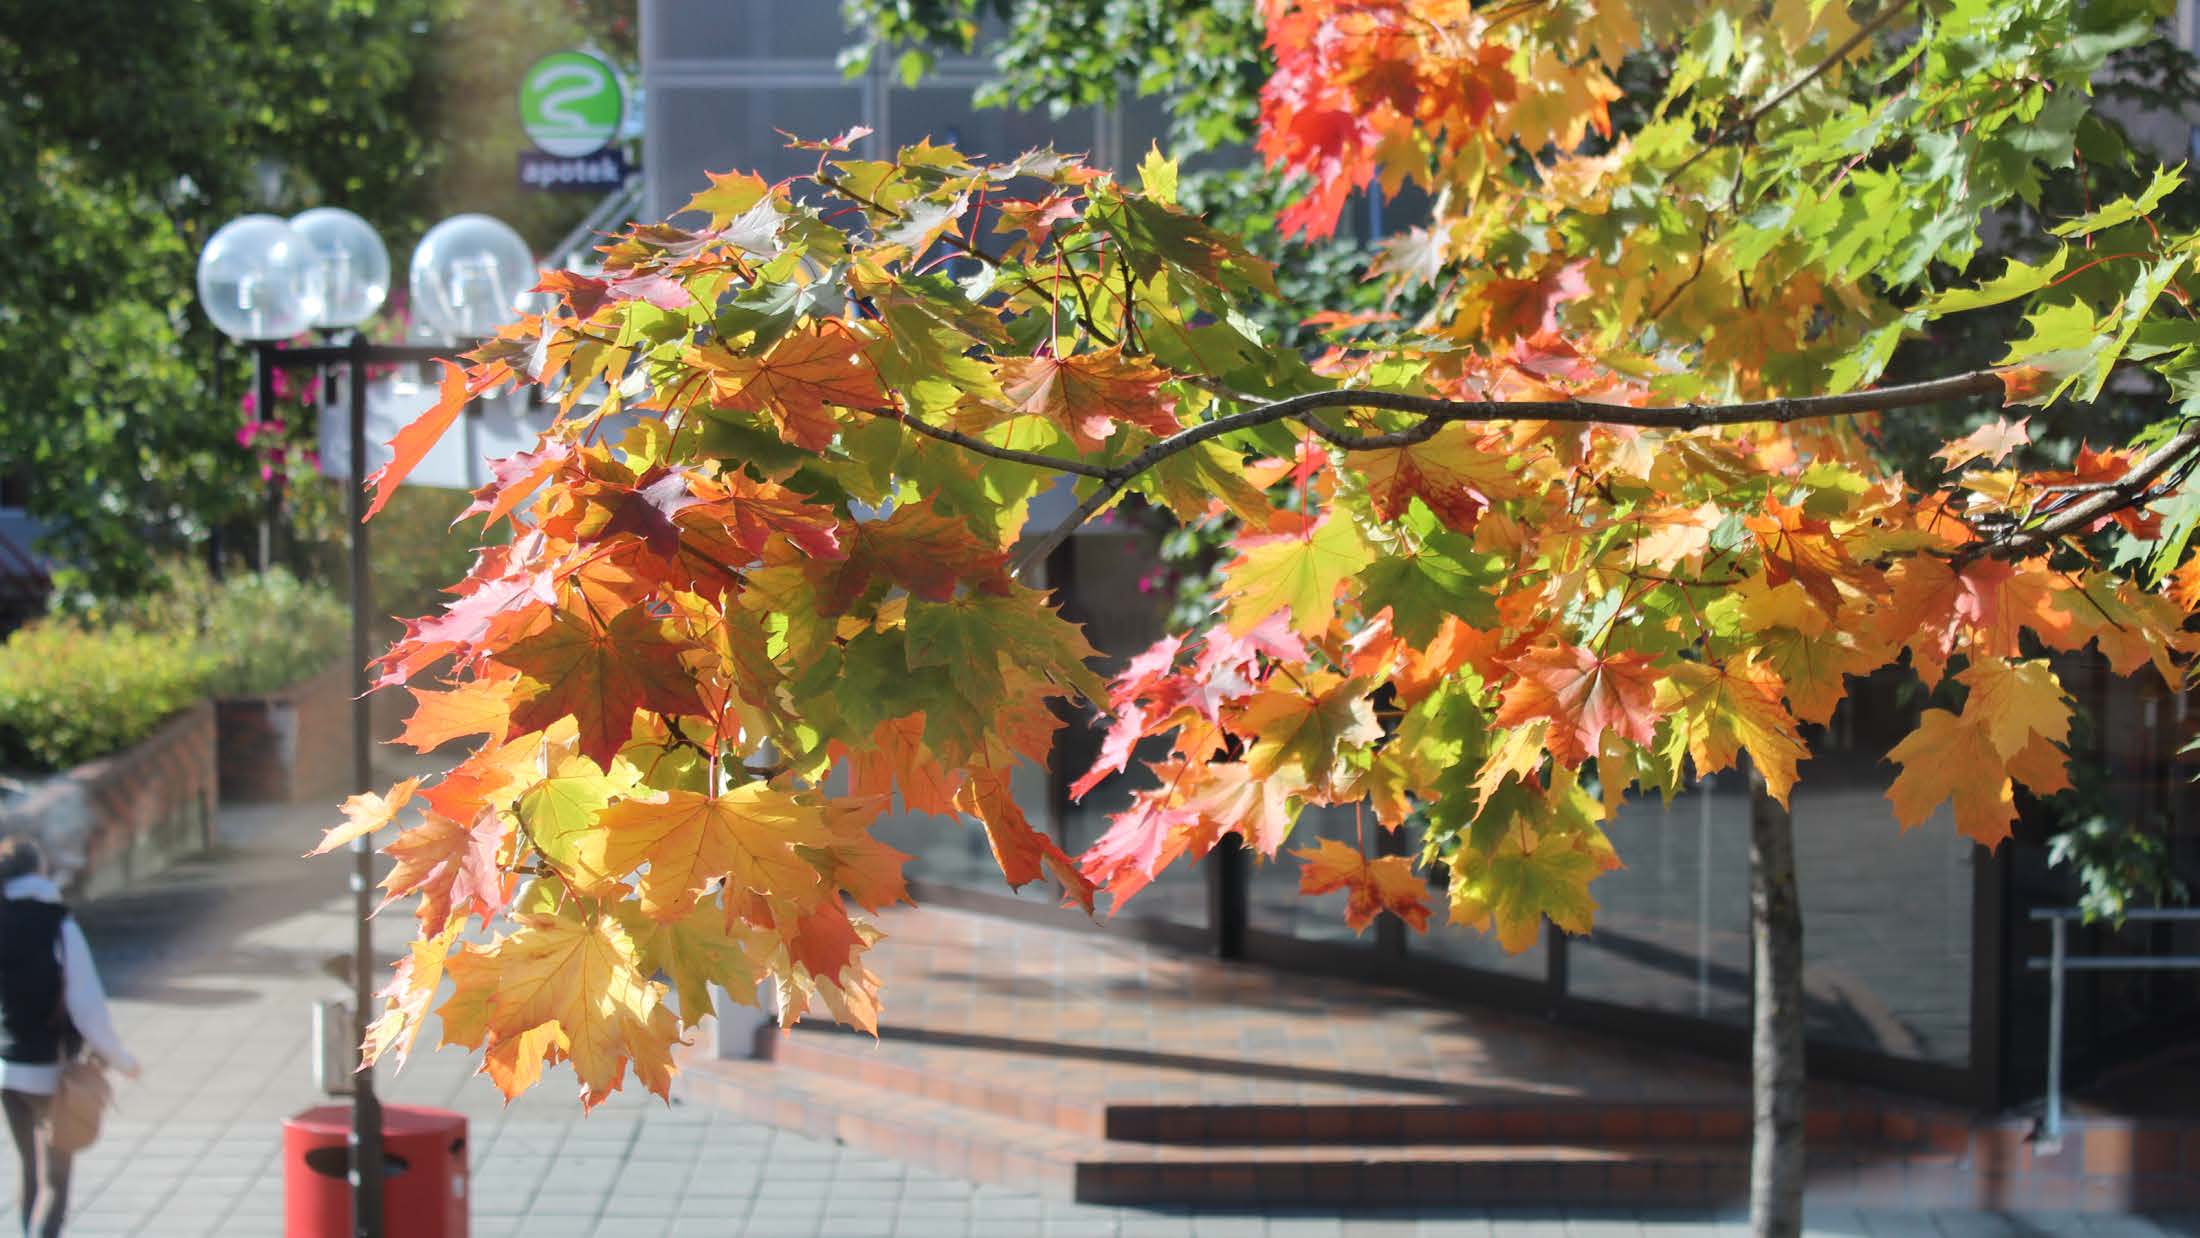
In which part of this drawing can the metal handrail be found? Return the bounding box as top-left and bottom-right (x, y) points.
(2023, 906), (2200, 1147)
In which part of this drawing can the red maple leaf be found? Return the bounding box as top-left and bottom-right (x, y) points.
(500, 606), (704, 767)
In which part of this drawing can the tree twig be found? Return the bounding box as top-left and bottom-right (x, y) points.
(855, 405), (1114, 479)
(1001, 369), (2010, 573)
(1670, 0), (1923, 181)
(1971, 423), (2200, 561)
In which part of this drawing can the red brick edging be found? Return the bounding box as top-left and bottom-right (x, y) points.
(0, 701), (216, 899)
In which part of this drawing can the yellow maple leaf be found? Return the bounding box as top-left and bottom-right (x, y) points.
(1219, 512), (1373, 637)
(1655, 656), (1808, 806)
(585, 786), (831, 921)
(460, 912), (681, 1106)
(1885, 709), (2018, 847)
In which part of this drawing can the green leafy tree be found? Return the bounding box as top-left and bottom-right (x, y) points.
(0, 0), (634, 597)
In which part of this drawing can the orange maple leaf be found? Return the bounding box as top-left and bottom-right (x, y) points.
(994, 347), (1183, 451)
(396, 679), (517, 753)
(1995, 364), (2051, 405)
(500, 607), (704, 768)
(1293, 837), (1432, 933)
(691, 323), (885, 450)
(365, 360), (512, 519)
(954, 762), (1098, 912)
(1493, 642), (1663, 767)
(379, 810), (512, 930)
(312, 777), (422, 855)
(1885, 709), (2018, 847)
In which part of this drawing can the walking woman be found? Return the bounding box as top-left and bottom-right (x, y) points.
(0, 837), (137, 1238)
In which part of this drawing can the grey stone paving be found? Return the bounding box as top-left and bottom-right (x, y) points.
(8, 798), (2196, 1237)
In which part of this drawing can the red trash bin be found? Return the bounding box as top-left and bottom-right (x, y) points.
(283, 1104), (468, 1237)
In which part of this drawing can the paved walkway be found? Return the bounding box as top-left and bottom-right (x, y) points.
(6, 797), (2193, 1237)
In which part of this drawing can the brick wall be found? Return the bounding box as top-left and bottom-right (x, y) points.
(0, 701), (216, 900)
(215, 660), (354, 803)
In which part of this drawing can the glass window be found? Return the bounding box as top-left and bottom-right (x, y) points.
(1249, 803), (1374, 945)
(648, 84), (869, 219)
(647, 0), (854, 63)
(1566, 775), (1752, 1025)
(1792, 750), (1974, 1065)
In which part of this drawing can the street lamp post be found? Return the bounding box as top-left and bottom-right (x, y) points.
(198, 208), (532, 1238)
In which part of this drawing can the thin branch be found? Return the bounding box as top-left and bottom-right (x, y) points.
(854, 405), (1114, 479)
(1970, 423), (2200, 561)
(1670, 0), (1922, 181)
(813, 174), (1006, 270)
(1004, 369), (2010, 573)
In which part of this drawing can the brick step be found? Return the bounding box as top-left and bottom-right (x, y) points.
(764, 1024), (1948, 1151)
(681, 1051), (1958, 1209)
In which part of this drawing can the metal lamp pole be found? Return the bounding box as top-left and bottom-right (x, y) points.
(200, 205), (534, 1238)
(255, 336), (460, 1238)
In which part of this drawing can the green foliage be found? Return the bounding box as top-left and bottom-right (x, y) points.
(841, 0), (1265, 156)
(0, 0), (635, 596)
(0, 624), (210, 774)
(113, 562), (347, 697)
(2046, 816), (2190, 925)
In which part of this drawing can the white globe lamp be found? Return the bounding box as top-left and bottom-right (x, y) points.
(290, 207), (391, 330)
(195, 215), (322, 341)
(408, 213), (536, 339)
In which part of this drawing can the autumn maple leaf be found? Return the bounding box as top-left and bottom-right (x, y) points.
(445, 912), (680, 1106)
(380, 810), (511, 930)
(1349, 424), (1518, 533)
(1935, 416), (2031, 469)
(994, 347), (1183, 451)
(312, 777), (422, 855)
(1494, 642), (1663, 767)
(365, 360), (513, 519)
(1655, 657), (1808, 806)
(586, 786), (831, 921)
(1294, 837), (1432, 933)
(690, 322), (885, 450)
(500, 606), (704, 768)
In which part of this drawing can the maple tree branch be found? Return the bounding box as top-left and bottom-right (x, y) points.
(857, 405), (1115, 479)
(1007, 369), (2012, 572)
(1670, 0), (1922, 181)
(1253, 367), (2007, 442)
(1972, 422), (2200, 561)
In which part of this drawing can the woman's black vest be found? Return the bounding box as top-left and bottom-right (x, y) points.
(0, 899), (68, 1064)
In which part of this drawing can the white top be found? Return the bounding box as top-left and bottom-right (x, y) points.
(0, 875), (137, 1094)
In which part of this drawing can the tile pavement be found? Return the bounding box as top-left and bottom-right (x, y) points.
(6, 797), (2192, 1237)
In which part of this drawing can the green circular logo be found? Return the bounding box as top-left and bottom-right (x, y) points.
(519, 51), (623, 158)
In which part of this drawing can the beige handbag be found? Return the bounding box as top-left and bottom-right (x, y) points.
(48, 1055), (111, 1154)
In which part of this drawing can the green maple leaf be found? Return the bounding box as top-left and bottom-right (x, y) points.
(1355, 522), (1500, 644)
(1143, 438), (1276, 525)
(1219, 513), (1373, 637)
(905, 588), (1108, 704)
(621, 896), (759, 1028)
(516, 760), (622, 882)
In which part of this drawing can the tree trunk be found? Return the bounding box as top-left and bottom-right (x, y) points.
(1748, 767), (1805, 1238)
